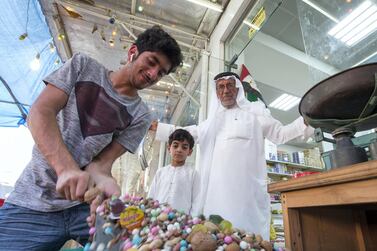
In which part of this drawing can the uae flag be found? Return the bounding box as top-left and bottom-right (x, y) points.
(240, 64), (267, 106)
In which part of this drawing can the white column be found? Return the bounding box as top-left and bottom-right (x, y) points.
(199, 49), (210, 122)
(158, 141), (166, 168)
(196, 50), (210, 171)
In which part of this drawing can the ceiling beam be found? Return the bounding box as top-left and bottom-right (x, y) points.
(119, 23), (137, 40)
(131, 0), (136, 15)
(184, 0), (223, 12)
(56, 0), (204, 52)
(123, 18), (208, 42)
(119, 23), (203, 52)
(51, 3), (72, 60)
(57, 0), (207, 41)
(170, 59), (202, 123)
(169, 74), (200, 106)
(139, 88), (179, 99)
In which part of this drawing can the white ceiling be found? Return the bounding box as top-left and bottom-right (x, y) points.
(261, 0), (304, 52)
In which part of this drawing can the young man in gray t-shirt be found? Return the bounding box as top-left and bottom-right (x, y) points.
(0, 26), (182, 250)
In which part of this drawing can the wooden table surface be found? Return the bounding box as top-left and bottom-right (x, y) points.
(269, 159), (377, 193)
(268, 160), (377, 251)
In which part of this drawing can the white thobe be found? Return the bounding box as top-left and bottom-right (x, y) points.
(156, 104), (311, 240)
(203, 106), (273, 238)
(147, 164), (200, 215)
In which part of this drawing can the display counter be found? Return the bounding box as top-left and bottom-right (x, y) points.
(268, 160), (377, 251)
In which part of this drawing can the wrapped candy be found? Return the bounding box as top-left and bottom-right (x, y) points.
(86, 196), (279, 251)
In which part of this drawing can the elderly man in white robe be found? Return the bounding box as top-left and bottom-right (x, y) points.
(153, 72), (313, 240)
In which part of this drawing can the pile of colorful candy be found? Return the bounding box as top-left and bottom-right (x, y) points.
(84, 195), (282, 251)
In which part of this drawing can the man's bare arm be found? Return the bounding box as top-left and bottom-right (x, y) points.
(28, 84), (89, 201)
(85, 140), (126, 227)
(86, 140), (126, 191)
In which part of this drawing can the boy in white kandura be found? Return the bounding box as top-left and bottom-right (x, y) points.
(148, 129), (200, 215)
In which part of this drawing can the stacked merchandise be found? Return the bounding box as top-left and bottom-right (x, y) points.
(85, 195), (282, 251)
(277, 151), (290, 162)
(303, 148), (323, 168)
(265, 139), (323, 169)
(291, 151), (305, 165)
(265, 139), (277, 160)
(266, 163), (290, 175)
(292, 148), (323, 168)
(270, 203), (284, 249)
(269, 193), (281, 202)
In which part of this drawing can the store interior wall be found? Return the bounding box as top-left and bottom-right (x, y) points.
(244, 39), (313, 97)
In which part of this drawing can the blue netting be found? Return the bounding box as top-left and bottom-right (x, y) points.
(0, 0), (62, 127)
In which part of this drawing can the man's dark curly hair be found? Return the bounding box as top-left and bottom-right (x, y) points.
(168, 129), (195, 149)
(135, 25), (183, 73)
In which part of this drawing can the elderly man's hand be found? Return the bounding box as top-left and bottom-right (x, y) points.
(304, 118), (309, 126)
(149, 120), (158, 131)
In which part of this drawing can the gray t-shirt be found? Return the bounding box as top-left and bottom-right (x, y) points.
(7, 53), (152, 212)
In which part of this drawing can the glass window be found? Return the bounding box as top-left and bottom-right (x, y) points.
(225, 0), (377, 125)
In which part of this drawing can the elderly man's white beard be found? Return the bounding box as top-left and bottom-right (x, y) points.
(208, 75), (247, 119)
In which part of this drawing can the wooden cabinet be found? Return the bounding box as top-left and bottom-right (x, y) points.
(268, 161), (377, 251)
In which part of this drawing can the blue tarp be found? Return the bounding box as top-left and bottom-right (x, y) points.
(0, 0), (62, 127)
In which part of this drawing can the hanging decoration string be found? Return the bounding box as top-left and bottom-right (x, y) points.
(19, 0), (31, 40)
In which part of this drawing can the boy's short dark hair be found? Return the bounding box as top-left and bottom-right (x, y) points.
(135, 25), (183, 73)
(168, 129), (195, 149)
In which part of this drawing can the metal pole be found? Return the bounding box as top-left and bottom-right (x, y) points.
(169, 75), (200, 106)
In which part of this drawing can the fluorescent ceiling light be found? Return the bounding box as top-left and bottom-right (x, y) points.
(328, 1), (377, 46)
(328, 1), (371, 36)
(337, 6), (377, 40)
(158, 81), (173, 86)
(157, 81), (180, 88)
(346, 14), (377, 45)
(182, 62), (192, 68)
(269, 94), (301, 111)
(184, 0), (223, 12)
(302, 0), (339, 23)
(243, 20), (260, 30)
